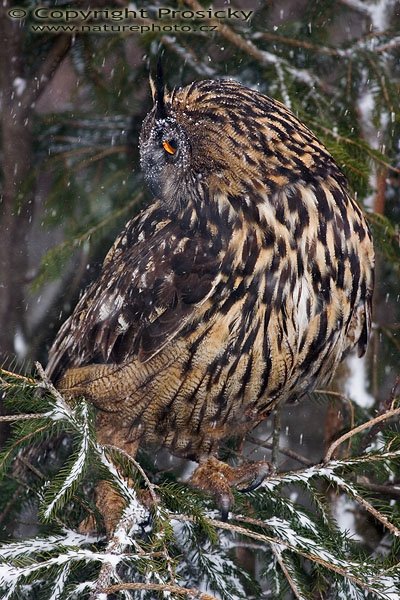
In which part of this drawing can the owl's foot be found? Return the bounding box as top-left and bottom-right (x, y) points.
(189, 456), (270, 520)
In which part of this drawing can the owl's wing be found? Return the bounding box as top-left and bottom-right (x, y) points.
(46, 201), (221, 383)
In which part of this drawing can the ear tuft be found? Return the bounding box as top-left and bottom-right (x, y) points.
(154, 54), (167, 119)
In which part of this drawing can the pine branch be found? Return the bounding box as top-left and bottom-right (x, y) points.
(1, 366), (400, 598)
(103, 582), (218, 599)
(183, 0), (327, 92)
(356, 479), (400, 499)
(89, 496), (149, 600)
(270, 543), (307, 600)
(0, 414), (45, 423)
(329, 475), (400, 538)
(376, 36), (400, 51)
(254, 31), (341, 56)
(104, 444), (159, 505)
(262, 455), (400, 539)
(247, 435), (313, 466)
(32, 192), (144, 291)
(35, 362), (73, 419)
(359, 376), (400, 452)
(336, 0), (373, 17)
(0, 368), (35, 384)
(324, 404), (400, 462)
(103, 444), (177, 582)
(309, 122), (400, 176)
(174, 513), (391, 598)
(20, 35), (71, 115)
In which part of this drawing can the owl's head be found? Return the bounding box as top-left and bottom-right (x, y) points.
(139, 71), (341, 214)
(139, 90), (192, 205)
(139, 65), (267, 212)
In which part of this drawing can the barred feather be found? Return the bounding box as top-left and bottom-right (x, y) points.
(47, 79), (374, 460)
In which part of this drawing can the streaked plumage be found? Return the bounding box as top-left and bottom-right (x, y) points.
(47, 78), (374, 473)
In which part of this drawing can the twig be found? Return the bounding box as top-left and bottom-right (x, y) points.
(104, 444), (159, 505)
(0, 413), (47, 422)
(231, 510), (400, 589)
(0, 425), (49, 471)
(270, 543), (304, 599)
(255, 31), (341, 56)
(247, 435), (313, 466)
(314, 388), (350, 401)
(258, 28), (400, 56)
(103, 582), (217, 599)
(257, 444), (400, 538)
(20, 35), (71, 114)
(0, 368), (35, 384)
(89, 497), (149, 600)
(376, 36), (400, 52)
(337, 481), (400, 538)
(271, 408), (281, 472)
(324, 405), (400, 462)
(34, 362), (73, 416)
(336, 0), (371, 16)
(15, 455), (46, 481)
(91, 443), (177, 598)
(308, 122), (400, 175)
(37, 192), (143, 261)
(381, 327), (400, 352)
(173, 513), (381, 595)
(356, 480), (400, 499)
(183, 0), (325, 91)
(68, 145), (129, 172)
(104, 444), (176, 581)
(359, 376), (400, 453)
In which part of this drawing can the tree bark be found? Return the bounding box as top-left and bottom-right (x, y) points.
(0, 6), (33, 358)
(0, 6), (71, 360)
(0, 7), (71, 451)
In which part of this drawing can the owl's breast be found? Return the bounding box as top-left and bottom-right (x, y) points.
(57, 176), (373, 460)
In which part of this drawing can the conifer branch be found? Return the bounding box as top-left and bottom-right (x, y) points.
(174, 513), (387, 596)
(89, 498), (149, 600)
(0, 425), (49, 472)
(103, 582), (218, 599)
(34, 362), (72, 418)
(324, 405), (400, 462)
(247, 435), (313, 466)
(270, 543), (305, 600)
(103, 444), (177, 582)
(20, 35), (71, 115)
(183, 0), (326, 91)
(104, 443), (159, 504)
(271, 407), (281, 471)
(0, 369), (35, 384)
(335, 480), (400, 538)
(336, 0), (372, 16)
(178, 514), (400, 600)
(376, 36), (400, 52)
(308, 122), (400, 175)
(0, 413), (46, 422)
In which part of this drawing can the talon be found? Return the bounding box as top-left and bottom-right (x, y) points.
(189, 457), (271, 514)
(238, 472), (267, 493)
(237, 461), (271, 493)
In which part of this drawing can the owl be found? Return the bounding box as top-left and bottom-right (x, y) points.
(46, 71), (374, 521)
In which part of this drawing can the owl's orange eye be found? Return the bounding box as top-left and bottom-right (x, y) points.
(162, 139), (177, 155)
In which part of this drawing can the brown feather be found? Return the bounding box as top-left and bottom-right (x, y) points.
(47, 78), (374, 461)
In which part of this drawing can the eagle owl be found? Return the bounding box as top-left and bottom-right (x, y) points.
(46, 72), (374, 516)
